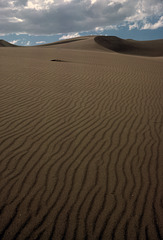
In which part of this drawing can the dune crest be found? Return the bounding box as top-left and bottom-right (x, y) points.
(40, 36), (108, 51)
(94, 36), (163, 56)
(0, 40), (18, 47)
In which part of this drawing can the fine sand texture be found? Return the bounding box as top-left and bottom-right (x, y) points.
(0, 36), (163, 240)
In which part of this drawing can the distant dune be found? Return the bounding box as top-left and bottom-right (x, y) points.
(95, 36), (163, 56)
(39, 36), (107, 52)
(0, 40), (18, 47)
(1, 36), (163, 56)
(38, 35), (163, 56)
(0, 35), (163, 240)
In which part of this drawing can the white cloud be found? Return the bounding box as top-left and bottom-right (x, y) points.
(26, 41), (31, 45)
(141, 16), (163, 30)
(95, 27), (104, 32)
(36, 40), (46, 44)
(125, 0), (163, 24)
(25, 0), (54, 10)
(64, 0), (72, 3)
(59, 32), (80, 40)
(91, 0), (97, 4)
(8, 17), (24, 23)
(9, 39), (19, 44)
(95, 25), (118, 31)
(129, 22), (139, 30)
(45, 0), (54, 3)
(108, 0), (127, 6)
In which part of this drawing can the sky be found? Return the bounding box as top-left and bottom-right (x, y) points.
(0, 0), (163, 46)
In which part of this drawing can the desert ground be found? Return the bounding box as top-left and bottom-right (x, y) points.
(0, 36), (163, 240)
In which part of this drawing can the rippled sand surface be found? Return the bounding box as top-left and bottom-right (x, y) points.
(0, 36), (163, 240)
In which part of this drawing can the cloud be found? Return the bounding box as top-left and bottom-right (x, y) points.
(8, 17), (24, 23)
(25, 0), (55, 10)
(128, 22), (139, 30)
(64, 0), (72, 3)
(26, 41), (31, 46)
(9, 39), (20, 44)
(59, 32), (80, 40)
(125, 0), (163, 23)
(95, 27), (104, 32)
(141, 16), (163, 30)
(91, 0), (97, 4)
(36, 40), (46, 44)
(95, 25), (118, 32)
(0, 0), (163, 35)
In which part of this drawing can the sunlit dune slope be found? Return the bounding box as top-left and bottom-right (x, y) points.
(38, 36), (110, 51)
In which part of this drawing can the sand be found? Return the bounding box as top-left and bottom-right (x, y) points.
(0, 36), (163, 240)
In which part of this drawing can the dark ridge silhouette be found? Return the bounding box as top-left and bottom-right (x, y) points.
(0, 40), (18, 47)
(94, 36), (163, 56)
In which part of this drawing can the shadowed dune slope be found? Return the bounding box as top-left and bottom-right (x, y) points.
(0, 38), (163, 240)
(0, 40), (18, 47)
(95, 36), (163, 56)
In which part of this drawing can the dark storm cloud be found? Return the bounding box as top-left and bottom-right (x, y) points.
(0, 0), (163, 35)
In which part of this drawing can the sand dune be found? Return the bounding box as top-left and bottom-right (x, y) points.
(40, 36), (108, 52)
(0, 36), (163, 240)
(0, 40), (18, 47)
(95, 36), (163, 56)
(41, 36), (89, 46)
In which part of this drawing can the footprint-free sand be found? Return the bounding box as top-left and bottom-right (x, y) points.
(0, 36), (163, 240)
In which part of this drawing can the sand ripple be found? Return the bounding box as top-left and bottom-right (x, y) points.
(0, 40), (163, 239)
